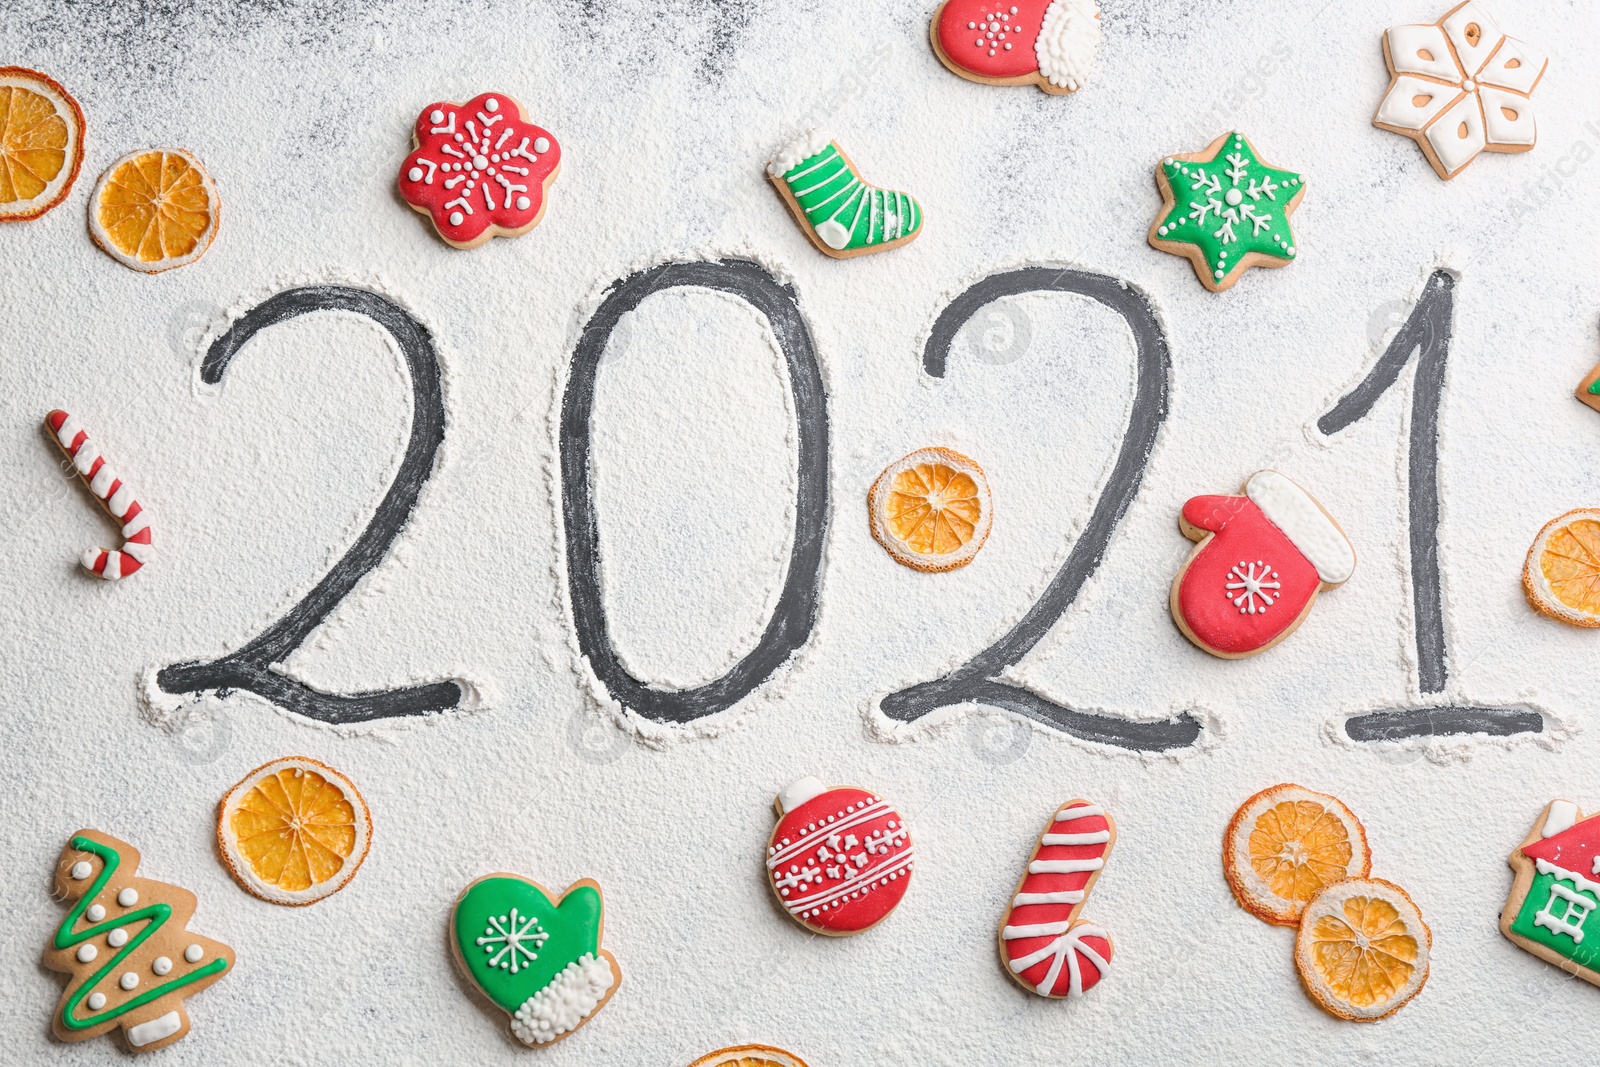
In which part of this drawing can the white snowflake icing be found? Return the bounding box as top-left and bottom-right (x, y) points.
(476, 908), (549, 974)
(1224, 560), (1281, 615)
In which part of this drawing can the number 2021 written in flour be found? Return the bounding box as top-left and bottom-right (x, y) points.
(152, 263), (1534, 750)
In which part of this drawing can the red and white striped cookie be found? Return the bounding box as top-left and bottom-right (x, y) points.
(46, 410), (152, 580)
(998, 799), (1114, 998)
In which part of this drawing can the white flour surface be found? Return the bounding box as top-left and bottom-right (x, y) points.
(3, 0), (1600, 1063)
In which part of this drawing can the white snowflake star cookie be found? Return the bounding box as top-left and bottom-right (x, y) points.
(1374, 1), (1547, 181)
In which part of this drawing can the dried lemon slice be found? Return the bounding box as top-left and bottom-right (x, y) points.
(1295, 877), (1430, 1021)
(217, 756), (371, 906)
(1224, 783), (1371, 926)
(0, 66), (84, 221)
(688, 1046), (811, 1067)
(1524, 508), (1600, 627)
(868, 446), (993, 572)
(89, 147), (219, 272)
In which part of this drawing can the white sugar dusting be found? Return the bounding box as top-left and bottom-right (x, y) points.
(0, 0), (1594, 1064)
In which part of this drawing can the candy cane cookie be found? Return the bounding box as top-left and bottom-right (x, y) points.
(45, 410), (152, 580)
(998, 799), (1114, 998)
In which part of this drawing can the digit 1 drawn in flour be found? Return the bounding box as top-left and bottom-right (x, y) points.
(560, 260), (827, 724)
(1318, 270), (1541, 742)
(157, 287), (467, 724)
(880, 267), (1202, 752)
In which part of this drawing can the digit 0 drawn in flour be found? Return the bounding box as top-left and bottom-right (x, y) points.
(156, 287), (470, 724)
(560, 260), (827, 724)
(880, 267), (1202, 752)
(1318, 269), (1542, 742)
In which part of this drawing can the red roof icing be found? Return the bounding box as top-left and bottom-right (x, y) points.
(1523, 812), (1600, 878)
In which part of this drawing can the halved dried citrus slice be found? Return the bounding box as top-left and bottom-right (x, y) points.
(88, 147), (219, 272)
(1223, 783), (1371, 926)
(0, 66), (84, 221)
(1294, 877), (1430, 1021)
(217, 756), (371, 906)
(1524, 508), (1600, 627)
(868, 446), (993, 572)
(688, 1046), (810, 1067)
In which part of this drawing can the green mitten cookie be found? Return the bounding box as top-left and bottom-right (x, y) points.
(450, 874), (620, 1047)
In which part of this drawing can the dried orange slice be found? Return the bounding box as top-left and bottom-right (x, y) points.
(1294, 877), (1430, 1021)
(217, 756), (371, 906)
(1223, 783), (1371, 926)
(868, 446), (993, 572)
(1524, 508), (1600, 627)
(0, 66), (84, 221)
(88, 147), (219, 273)
(688, 1046), (810, 1067)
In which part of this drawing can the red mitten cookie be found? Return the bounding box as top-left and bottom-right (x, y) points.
(931, 0), (1100, 94)
(1170, 470), (1355, 658)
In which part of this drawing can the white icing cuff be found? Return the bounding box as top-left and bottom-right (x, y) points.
(768, 130), (832, 178)
(127, 1010), (183, 1047)
(1035, 0), (1100, 92)
(777, 776), (827, 814)
(1245, 470), (1355, 585)
(509, 954), (614, 1046)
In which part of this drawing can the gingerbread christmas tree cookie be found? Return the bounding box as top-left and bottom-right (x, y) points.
(1149, 132), (1306, 293)
(44, 830), (234, 1054)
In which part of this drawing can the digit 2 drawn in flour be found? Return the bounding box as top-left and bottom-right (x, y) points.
(1318, 270), (1541, 741)
(560, 260), (828, 724)
(157, 287), (470, 724)
(879, 268), (1202, 752)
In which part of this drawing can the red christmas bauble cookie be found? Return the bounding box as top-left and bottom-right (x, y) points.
(765, 777), (914, 936)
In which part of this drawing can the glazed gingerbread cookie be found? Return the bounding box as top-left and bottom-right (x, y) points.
(1500, 800), (1600, 984)
(930, 0), (1100, 94)
(45, 410), (153, 581)
(398, 92), (560, 249)
(767, 132), (922, 258)
(1149, 132), (1306, 292)
(1373, 1), (1546, 181)
(998, 800), (1114, 998)
(1170, 470), (1354, 659)
(450, 873), (620, 1047)
(765, 777), (914, 935)
(44, 830), (235, 1054)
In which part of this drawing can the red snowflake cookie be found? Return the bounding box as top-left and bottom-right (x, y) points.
(765, 777), (914, 936)
(397, 92), (560, 249)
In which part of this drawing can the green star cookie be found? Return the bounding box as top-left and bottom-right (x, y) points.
(1148, 132), (1306, 292)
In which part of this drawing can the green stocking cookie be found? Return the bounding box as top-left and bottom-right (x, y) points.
(768, 132), (924, 258)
